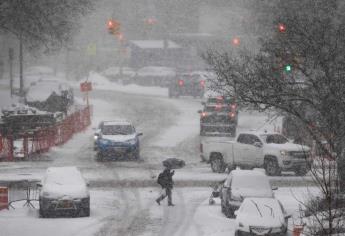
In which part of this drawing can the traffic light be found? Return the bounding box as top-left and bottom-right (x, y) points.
(278, 23), (286, 33)
(232, 37), (240, 46)
(284, 64), (292, 72)
(107, 19), (120, 35)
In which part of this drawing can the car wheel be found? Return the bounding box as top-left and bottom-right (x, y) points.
(79, 207), (90, 217)
(39, 208), (46, 218)
(295, 166), (308, 176)
(265, 158), (281, 176)
(211, 156), (226, 173)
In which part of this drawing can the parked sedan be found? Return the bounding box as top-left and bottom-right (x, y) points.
(234, 197), (291, 236)
(38, 166), (90, 217)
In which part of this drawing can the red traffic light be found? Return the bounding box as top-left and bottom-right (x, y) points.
(278, 23), (286, 33)
(107, 19), (120, 34)
(232, 37), (240, 46)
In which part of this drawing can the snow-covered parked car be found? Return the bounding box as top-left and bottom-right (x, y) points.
(101, 66), (136, 84)
(38, 166), (90, 218)
(234, 197), (291, 236)
(200, 131), (311, 176)
(94, 120), (143, 161)
(220, 169), (276, 218)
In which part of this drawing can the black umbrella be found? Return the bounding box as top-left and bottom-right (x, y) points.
(162, 158), (185, 169)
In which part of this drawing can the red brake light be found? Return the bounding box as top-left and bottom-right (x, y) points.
(229, 112), (235, 118)
(230, 104), (237, 110)
(215, 104), (222, 111)
(178, 79), (184, 86)
(201, 112), (207, 118)
(216, 96), (224, 101)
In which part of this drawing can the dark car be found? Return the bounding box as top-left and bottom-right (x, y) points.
(38, 166), (90, 218)
(168, 73), (205, 98)
(94, 120), (143, 161)
(199, 96), (238, 136)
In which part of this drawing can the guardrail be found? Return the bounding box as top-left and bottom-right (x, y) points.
(0, 106), (91, 161)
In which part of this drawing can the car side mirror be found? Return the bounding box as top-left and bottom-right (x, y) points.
(272, 186), (278, 191)
(36, 183), (42, 188)
(285, 214), (292, 219)
(254, 142), (263, 148)
(137, 132), (143, 136)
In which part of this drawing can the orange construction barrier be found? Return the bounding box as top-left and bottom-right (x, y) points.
(0, 187), (8, 210)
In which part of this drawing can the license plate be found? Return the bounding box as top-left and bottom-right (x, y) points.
(57, 200), (74, 209)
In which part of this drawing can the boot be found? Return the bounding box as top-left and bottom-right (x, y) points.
(156, 199), (161, 205)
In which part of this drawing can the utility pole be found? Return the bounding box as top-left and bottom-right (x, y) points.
(8, 48), (14, 97)
(19, 32), (24, 96)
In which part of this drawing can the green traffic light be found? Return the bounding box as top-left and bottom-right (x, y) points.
(285, 65), (292, 72)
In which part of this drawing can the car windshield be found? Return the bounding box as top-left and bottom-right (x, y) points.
(261, 134), (288, 144)
(232, 175), (272, 192)
(102, 125), (134, 135)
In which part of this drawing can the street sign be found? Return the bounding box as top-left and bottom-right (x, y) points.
(80, 81), (92, 92)
(86, 43), (97, 56)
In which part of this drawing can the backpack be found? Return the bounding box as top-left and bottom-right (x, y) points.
(157, 172), (165, 186)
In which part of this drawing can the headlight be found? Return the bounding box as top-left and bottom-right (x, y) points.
(94, 135), (99, 140)
(127, 138), (137, 145)
(280, 150), (288, 156)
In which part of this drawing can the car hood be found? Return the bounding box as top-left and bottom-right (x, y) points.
(102, 134), (136, 142)
(237, 213), (285, 228)
(265, 143), (310, 152)
(41, 183), (89, 199)
(232, 188), (273, 198)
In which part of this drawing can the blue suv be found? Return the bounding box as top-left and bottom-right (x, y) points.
(94, 120), (143, 161)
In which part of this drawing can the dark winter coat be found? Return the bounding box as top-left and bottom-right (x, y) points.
(158, 169), (174, 189)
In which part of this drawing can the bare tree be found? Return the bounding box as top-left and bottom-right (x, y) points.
(204, 0), (345, 234)
(0, 0), (93, 94)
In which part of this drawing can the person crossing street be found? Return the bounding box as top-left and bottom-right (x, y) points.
(156, 166), (175, 206)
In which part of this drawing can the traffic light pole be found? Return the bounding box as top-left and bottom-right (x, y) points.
(9, 48), (14, 98)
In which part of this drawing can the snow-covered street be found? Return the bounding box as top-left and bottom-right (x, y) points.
(0, 77), (317, 236)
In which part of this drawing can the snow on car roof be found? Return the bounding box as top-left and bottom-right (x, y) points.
(130, 40), (181, 49)
(103, 120), (132, 126)
(44, 166), (85, 185)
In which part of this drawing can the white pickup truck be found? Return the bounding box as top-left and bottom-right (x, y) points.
(200, 131), (311, 176)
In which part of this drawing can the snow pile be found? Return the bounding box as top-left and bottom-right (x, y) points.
(102, 67), (136, 77)
(26, 80), (72, 102)
(137, 66), (176, 77)
(80, 72), (168, 97)
(25, 66), (55, 76)
(2, 103), (48, 116)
